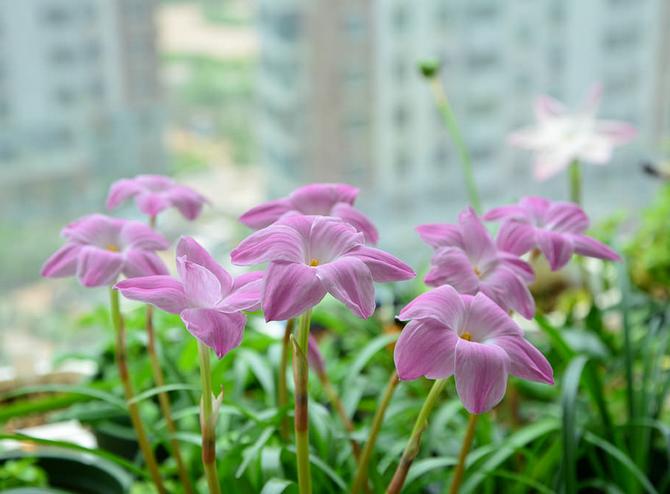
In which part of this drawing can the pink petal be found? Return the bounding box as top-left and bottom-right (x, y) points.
(115, 276), (189, 314)
(394, 319), (458, 380)
(544, 202), (589, 233)
(461, 292), (523, 341)
(495, 221), (537, 256)
(165, 186), (206, 220)
(579, 136), (614, 164)
(41, 243), (82, 278)
(497, 253), (535, 283)
(416, 224), (463, 249)
(316, 257), (375, 319)
(262, 261), (327, 321)
(239, 199), (292, 230)
(232, 271), (264, 290)
(480, 266), (535, 319)
(572, 235), (620, 262)
(289, 183), (358, 213)
(135, 174), (174, 189)
(231, 224), (305, 266)
(534, 95), (567, 120)
(459, 208), (496, 265)
(176, 258), (222, 308)
(106, 179), (141, 210)
(482, 205), (526, 222)
(123, 250), (169, 278)
(582, 82), (603, 115)
(398, 285), (465, 330)
(119, 221), (169, 251)
(220, 278), (263, 312)
(176, 237), (233, 294)
(76, 246), (124, 287)
(494, 335), (553, 384)
(180, 308), (246, 359)
(62, 214), (123, 245)
(454, 339), (510, 414)
(424, 248), (479, 293)
(533, 150), (574, 181)
(307, 216), (364, 264)
(595, 120), (637, 145)
(346, 246), (415, 282)
(536, 231), (574, 271)
(331, 202), (379, 245)
(135, 191), (171, 217)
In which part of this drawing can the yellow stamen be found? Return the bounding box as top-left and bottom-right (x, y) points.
(309, 258), (319, 267)
(460, 331), (472, 341)
(106, 243), (120, 252)
(473, 266), (481, 277)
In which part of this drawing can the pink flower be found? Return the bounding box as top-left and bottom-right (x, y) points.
(231, 215), (415, 321)
(115, 237), (263, 358)
(239, 183), (379, 244)
(41, 214), (169, 287)
(417, 208), (536, 318)
(509, 84), (637, 181)
(394, 285), (553, 414)
(484, 196), (621, 271)
(106, 174), (207, 220)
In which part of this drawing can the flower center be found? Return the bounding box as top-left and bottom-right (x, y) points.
(309, 258), (319, 267)
(106, 243), (120, 252)
(460, 331), (473, 341)
(473, 266), (481, 277)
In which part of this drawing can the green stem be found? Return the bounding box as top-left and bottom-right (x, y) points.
(386, 378), (447, 494)
(198, 341), (221, 494)
(278, 319), (295, 440)
(448, 413), (479, 494)
(292, 310), (313, 494)
(569, 160), (582, 205)
(351, 372), (400, 494)
(430, 79), (482, 213)
(146, 305), (194, 494)
(109, 289), (166, 494)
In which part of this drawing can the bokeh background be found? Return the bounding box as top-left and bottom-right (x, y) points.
(1, 0), (669, 377)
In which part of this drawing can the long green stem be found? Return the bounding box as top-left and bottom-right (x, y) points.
(278, 319), (295, 440)
(448, 413), (479, 494)
(109, 289), (166, 494)
(429, 78), (482, 213)
(351, 372), (400, 494)
(386, 378), (447, 494)
(146, 305), (194, 494)
(198, 341), (221, 494)
(292, 310), (313, 494)
(569, 160), (582, 205)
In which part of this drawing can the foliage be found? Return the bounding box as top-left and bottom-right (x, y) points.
(0, 458), (48, 489)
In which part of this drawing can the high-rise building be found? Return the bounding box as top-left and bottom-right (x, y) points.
(257, 0), (670, 251)
(0, 0), (164, 221)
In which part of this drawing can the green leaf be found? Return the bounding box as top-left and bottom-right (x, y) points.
(260, 478), (295, 494)
(344, 333), (397, 387)
(561, 355), (588, 494)
(1, 384), (124, 409)
(235, 427), (274, 478)
(126, 383), (200, 405)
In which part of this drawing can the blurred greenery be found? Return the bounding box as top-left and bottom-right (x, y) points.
(0, 458), (48, 489)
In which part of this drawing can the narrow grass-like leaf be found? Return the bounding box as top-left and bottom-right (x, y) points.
(562, 355), (588, 494)
(343, 333), (397, 387)
(236, 427), (274, 478)
(1, 384), (125, 409)
(126, 383), (199, 405)
(260, 478), (295, 494)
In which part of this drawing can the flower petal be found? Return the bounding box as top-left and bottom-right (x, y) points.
(76, 246), (124, 287)
(461, 292), (523, 341)
(459, 207), (497, 264)
(41, 243), (82, 278)
(534, 94), (567, 120)
(495, 221), (537, 256)
(177, 237), (233, 294)
(106, 179), (141, 210)
(239, 199), (293, 229)
(220, 278), (263, 312)
(308, 216), (363, 264)
(398, 285), (465, 330)
(62, 214), (123, 245)
(123, 251), (169, 278)
(482, 205), (526, 222)
(181, 308), (246, 359)
(231, 223), (306, 265)
(455, 339), (510, 414)
(232, 271), (264, 290)
(416, 224), (463, 249)
(595, 120), (637, 145)
(425, 248), (479, 293)
(493, 335), (553, 384)
(115, 276), (189, 313)
(119, 221), (169, 251)
(537, 230), (575, 271)
(545, 202), (589, 233)
(331, 202), (379, 245)
(165, 186), (206, 220)
(176, 257), (222, 307)
(480, 266), (536, 319)
(572, 235), (620, 262)
(316, 257), (375, 318)
(346, 246), (415, 282)
(135, 191), (171, 217)
(262, 261), (327, 321)
(289, 183), (358, 213)
(394, 319), (458, 380)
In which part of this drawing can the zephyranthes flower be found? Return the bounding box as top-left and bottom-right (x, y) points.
(418, 208), (536, 318)
(484, 196), (621, 271)
(239, 183), (379, 244)
(115, 236), (263, 358)
(231, 215), (414, 321)
(107, 174), (207, 220)
(509, 84), (637, 181)
(41, 214), (168, 287)
(394, 285), (553, 413)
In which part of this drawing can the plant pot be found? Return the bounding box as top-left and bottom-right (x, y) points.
(0, 449), (132, 494)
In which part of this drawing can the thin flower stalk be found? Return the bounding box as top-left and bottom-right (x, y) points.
(278, 318), (295, 440)
(386, 378), (448, 494)
(198, 341), (222, 494)
(448, 413), (479, 494)
(569, 160), (582, 205)
(109, 288), (166, 494)
(351, 372), (400, 494)
(292, 309), (313, 494)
